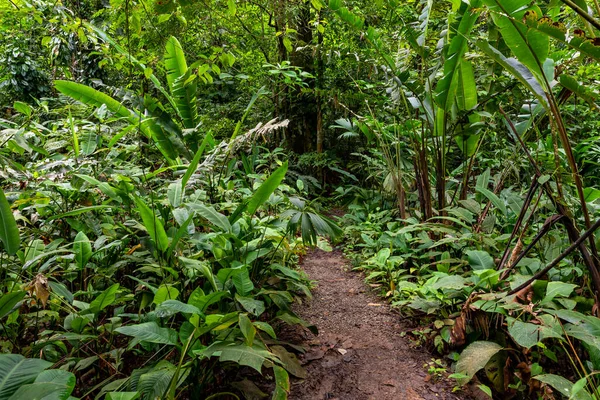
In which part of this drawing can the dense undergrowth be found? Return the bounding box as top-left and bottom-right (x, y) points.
(338, 187), (600, 398)
(3, 0), (600, 399)
(0, 95), (347, 399)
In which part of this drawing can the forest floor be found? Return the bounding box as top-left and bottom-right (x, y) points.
(281, 249), (470, 400)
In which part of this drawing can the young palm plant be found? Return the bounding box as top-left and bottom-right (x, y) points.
(54, 28), (229, 165)
(282, 197), (342, 246)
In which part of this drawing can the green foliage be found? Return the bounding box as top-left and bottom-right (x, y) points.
(164, 36), (199, 129)
(3, 0), (600, 397)
(0, 188), (20, 255)
(0, 354), (52, 399)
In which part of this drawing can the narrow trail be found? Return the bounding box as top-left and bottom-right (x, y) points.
(283, 249), (467, 400)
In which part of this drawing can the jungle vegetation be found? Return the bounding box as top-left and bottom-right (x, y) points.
(1, 0), (600, 398)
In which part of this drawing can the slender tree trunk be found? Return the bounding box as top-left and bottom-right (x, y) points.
(287, 0), (316, 154)
(316, 12), (324, 154)
(414, 135), (433, 221)
(273, 0), (288, 129)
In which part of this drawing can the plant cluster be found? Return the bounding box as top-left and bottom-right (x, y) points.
(0, 34), (341, 400)
(329, 0), (600, 397)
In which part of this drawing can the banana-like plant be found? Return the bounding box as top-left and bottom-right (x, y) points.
(477, 0), (600, 296)
(55, 28), (225, 164)
(334, 0), (485, 219)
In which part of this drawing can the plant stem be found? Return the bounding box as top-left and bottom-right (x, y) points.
(508, 217), (600, 296)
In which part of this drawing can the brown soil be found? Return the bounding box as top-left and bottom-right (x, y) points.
(283, 249), (470, 400)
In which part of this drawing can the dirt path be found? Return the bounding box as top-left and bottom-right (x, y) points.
(284, 249), (467, 400)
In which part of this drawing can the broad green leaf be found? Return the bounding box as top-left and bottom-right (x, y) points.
(54, 81), (130, 119)
(0, 291), (26, 319)
(232, 268), (254, 296)
(543, 282), (577, 303)
(106, 393), (140, 400)
(54, 81), (177, 162)
(253, 321), (276, 339)
(559, 75), (598, 107)
(200, 341), (277, 373)
(455, 341), (503, 385)
(247, 162), (288, 216)
(475, 187), (507, 215)
(507, 318), (562, 349)
(74, 174), (119, 202)
(475, 41), (548, 108)
(153, 285), (180, 305)
(482, 0), (548, 78)
(80, 132), (97, 155)
(188, 291), (227, 312)
(25, 239), (46, 263)
(8, 384), (66, 400)
(115, 322), (178, 345)
(239, 314), (256, 346)
(235, 294), (265, 316)
(156, 300), (202, 317)
(455, 133), (481, 157)
(435, 0), (482, 110)
(535, 374), (593, 400)
(466, 250), (495, 270)
(583, 187), (600, 202)
(165, 36), (198, 129)
(456, 59), (478, 111)
(431, 275), (467, 291)
(230, 162), (289, 223)
(188, 203), (231, 232)
(134, 196), (169, 252)
(137, 361), (180, 400)
(179, 257), (218, 291)
(272, 365), (290, 400)
(0, 188), (20, 255)
(73, 232), (92, 269)
(476, 168), (491, 190)
(181, 132), (213, 189)
(9, 369), (75, 400)
(477, 384), (493, 398)
(167, 181), (183, 208)
(13, 102), (32, 116)
(0, 354), (52, 399)
(87, 283), (119, 314)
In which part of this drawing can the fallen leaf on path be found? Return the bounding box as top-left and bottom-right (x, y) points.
(337, 348), (347, 355)
(368, 303), (383, 306)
